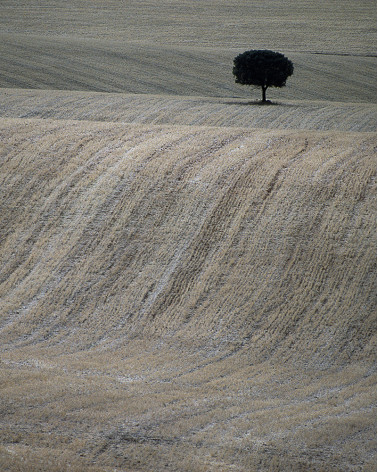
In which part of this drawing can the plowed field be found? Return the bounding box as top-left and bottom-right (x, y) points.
(0, 1), (376, 471)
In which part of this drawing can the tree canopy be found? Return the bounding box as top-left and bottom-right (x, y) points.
(233, 50), (294, 103)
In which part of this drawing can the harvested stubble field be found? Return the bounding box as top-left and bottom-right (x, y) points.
(0, 1), (376, 472)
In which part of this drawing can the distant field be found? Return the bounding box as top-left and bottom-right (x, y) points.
(0, 33), (376, 102)
(0, 1), (376, 471)
(0, 0), (375, 53)
(0, 0), (376, 102)
(0, 88), (376, 132)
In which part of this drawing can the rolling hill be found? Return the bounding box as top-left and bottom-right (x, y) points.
(0, 88), (376, 132)
(0, 0), (376, 471)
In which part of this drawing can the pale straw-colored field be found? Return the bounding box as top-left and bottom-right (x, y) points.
(0, 89), (376, 132)
(0, 1), (376, 471)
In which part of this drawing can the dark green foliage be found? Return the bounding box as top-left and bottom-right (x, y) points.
(233, 50), (294, 102)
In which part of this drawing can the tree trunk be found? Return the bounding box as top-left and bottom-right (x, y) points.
(261, 85), (268, 103)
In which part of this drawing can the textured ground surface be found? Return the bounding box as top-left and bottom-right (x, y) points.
(0, 89), (376, 132)
(0, 1), (376, 471)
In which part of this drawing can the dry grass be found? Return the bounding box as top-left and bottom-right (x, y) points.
(0, 118), (376, 471)
(0, 33), (375, 103)
(0, 355), (375, 472)
(1, 0), (375, 54)
(0, 88), (376, 132)
(0, 0), (376, 102)
(0, 0), (376, 471)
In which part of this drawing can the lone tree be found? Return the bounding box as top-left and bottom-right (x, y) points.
(233, 50), (294, 103)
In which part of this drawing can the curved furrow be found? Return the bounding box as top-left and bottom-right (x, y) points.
(0, 118), (375, 362)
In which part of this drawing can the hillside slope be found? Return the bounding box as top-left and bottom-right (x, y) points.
(0, 119), (375, 362)
(0, 33), (376, 103)
(0, 117), (376, 471)
(0, 0), (376, 470)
